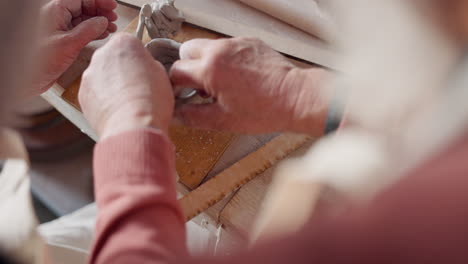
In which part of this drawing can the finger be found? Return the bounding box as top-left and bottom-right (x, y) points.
(67, 16), (108, 49)
(96, 0), (118, 10)
(176, 103), (226, 129)
(97, 31), (110, 40)
(82, 0), (97, 16)
(107, 22), (118, 33)
(98, 9), (118, 22)
(180, 39), (214, 60)
(145, 17), (160, 39)
(170, 59), (205, 90)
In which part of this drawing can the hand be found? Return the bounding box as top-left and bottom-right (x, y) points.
(37, 0), (118, 93)
(79, 33), (175, 140)
(170, 37), (328, 134)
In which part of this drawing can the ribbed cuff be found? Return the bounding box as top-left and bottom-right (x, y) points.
(93, 128), (175, 188)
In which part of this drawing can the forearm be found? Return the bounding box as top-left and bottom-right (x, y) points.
(283, 68), (334, 135)
(90, 128), (187, 264)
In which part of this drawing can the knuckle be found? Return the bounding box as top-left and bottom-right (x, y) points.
(236, 36), (255, 42)
(234, 37), (267, 54)
(238, 37), (264, 45)
(211, 39), (235, 56)
(204, 40), (232, 68)
(200, 39), (240, 85)
(202, 57), (220, 84)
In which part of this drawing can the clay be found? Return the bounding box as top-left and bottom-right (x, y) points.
(137, 2), (196, 100)
(145, 38), (181, 71)
(136, 4), (152, 40)
(138, 0), (185, 40)
(144, 39), (197, 99)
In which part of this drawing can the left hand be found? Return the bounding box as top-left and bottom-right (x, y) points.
(79, 33), (175, 140)
(37, 0), (118, 93)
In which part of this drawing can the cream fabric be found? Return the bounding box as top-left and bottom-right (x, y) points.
(39, 204), (96, 264)
(0, 128), (46, 264)
(0, 127), (215, 263)
(0, 128), (92, 263)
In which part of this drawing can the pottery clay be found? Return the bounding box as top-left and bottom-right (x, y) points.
(145, 39), (197, 99)
(137, 0), (185, 40)
(145, 38), (181, 72)
(137, 1), (196, 100)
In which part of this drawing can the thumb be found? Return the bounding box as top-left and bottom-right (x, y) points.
(66, 17), (108, 50)
(176, 103), (228, 130)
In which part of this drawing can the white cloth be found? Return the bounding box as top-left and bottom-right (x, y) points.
(0, 128), (93, 264)
(0, 128), (216, 264)
(39, 203), (217, 262)
(39, 204), (96, 264)
(0, 128), (46, 264)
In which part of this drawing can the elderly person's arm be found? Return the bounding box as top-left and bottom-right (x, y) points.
(79, 33), (188, 263)
(170, 38), (331, 135)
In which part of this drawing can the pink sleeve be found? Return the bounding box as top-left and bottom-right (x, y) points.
(90, 127), (468, 264)
(89, 128), (187, 264)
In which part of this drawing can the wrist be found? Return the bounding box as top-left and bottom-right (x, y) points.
(283, 68), (331, 135)
(99, 104), (169, 141)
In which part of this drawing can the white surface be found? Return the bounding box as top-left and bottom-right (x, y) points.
(120, 0), (336, 67)
(41, 85), (98, 141)
(237, 0), (335, 39)
(40, 203), (217, 261)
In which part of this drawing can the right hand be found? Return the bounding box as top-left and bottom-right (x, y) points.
(170, 37), (311, 134)
(79, 33), (175, 140)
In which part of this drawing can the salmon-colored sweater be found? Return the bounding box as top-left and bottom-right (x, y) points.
(90, 128), (468, 264)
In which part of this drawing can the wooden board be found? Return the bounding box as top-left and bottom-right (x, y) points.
(118, 0), (336, 68)
(219, 166), (275, 237)
(179, 133), (312, 221)
(60, 17), (235, 189)
(219, 141), (315, 237)
(171, 126), (234, 189)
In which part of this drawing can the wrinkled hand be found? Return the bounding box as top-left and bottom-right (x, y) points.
(79, 33), (174, 140)
(38, 0), (118, 93)
(170, 37), (313, 134)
